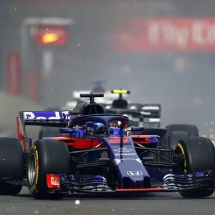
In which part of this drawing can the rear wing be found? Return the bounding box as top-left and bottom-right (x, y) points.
(18, 111), (70, 128)
(128, 103), (161, 128)
(17, 111), (70, 152)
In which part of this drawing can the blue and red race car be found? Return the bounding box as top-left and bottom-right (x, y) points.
(0, 93), (214, 199)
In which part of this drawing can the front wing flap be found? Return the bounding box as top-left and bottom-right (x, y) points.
(46, 170), (215, 194)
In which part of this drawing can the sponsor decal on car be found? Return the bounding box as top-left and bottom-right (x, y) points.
(127, 171), (143, 176)
(115, 153), (136, 156)
(23, 111), (70, 121)
(114, 147), (133, 152)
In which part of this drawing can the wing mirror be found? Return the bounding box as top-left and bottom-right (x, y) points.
(60, 128), (76, 133)
(125, 126), (144, 136)
(131, 126), (144, 132)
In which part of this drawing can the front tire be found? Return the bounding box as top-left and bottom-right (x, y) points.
(174, 137), (215, 198)
(27, 139), (71, 199)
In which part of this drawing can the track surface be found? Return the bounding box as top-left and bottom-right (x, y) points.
(0, 187), (215, 215)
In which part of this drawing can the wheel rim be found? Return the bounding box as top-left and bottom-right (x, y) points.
(175, 143), (187, 173)
(28, 153), (36, 185)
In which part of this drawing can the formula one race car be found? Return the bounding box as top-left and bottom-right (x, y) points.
(102, 90), (170, 148)
(102, 89), (161, 128)
(103, 90), (199, 149)
(0, 93), (214, 199)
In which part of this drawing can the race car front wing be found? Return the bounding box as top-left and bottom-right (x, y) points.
(45, 170), (215, 194)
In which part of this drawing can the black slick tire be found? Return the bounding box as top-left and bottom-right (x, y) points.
(38, 127), (60, 139)
(27, 139), (71, 199)
(168, 131), (188, 149)
(0, 138), (24, 195)
(164, 124), (199, 148)
(166, 124), (199, 137)
(174, 137), (215, 198)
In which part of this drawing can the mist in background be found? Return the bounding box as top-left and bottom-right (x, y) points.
(0, 0), (215, 141)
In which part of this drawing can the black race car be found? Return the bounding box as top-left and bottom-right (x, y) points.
(102, 90), (199, 149)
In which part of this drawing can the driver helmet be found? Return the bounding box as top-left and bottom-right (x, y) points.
(87, 122), (106, 135)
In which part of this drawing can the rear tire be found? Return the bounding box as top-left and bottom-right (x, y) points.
(38, 127), (60, 139)
(164, 124), (199, 148)
(166, 124), (199, 137)
(174, 137), (215, 198)
(0, 138), (24, 195)
(168, 131), (188, 149)
(27, 139), (71, 199)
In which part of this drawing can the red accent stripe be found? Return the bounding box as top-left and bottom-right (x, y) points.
(116, 188), (164, 191)
(51, 137), (100, 149)
(130, 135), (151, 138)
(16, 117), (22, 142)
(131, 135), (151, 145)
(109, 137), (129, 144)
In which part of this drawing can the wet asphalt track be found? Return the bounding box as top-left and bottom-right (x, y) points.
(0, 187), (215, 215)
